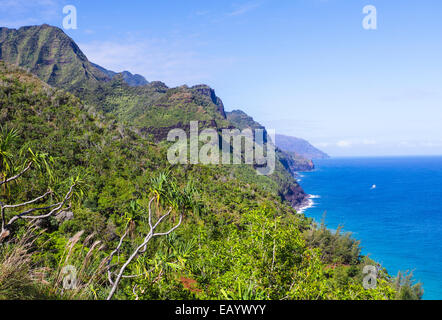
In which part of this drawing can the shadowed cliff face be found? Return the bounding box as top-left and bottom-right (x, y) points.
(227, 110), (315, 172)
(279, 182), (307, 209)
(192, 85), (227, 119)
(278, 149), (315, 173)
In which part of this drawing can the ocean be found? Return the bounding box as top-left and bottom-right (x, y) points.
(299, 156), (442, 300)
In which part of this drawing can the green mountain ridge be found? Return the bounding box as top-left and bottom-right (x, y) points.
(0, 59), (421, 301)
(275, 134), (330, 160)
(91, 62), (149, 86)
(0, 25), (325, 161)
(0, 24), (148, 89)
(0, 21), (423, 299)
(0, 24), (109, 87)
(0, 24), (312, 209)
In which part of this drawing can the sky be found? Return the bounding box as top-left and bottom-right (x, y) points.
(1, 0), (441, 157)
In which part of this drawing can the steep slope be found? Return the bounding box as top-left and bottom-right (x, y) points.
(226, 109), (266, 132)
(0, 25), (149, 89)
(227, 110), (315, 172)
(0, 26), (229, 139)
(74, 76), (231, 141)
(0, 61), (415, 300)
(275, 134), (329, 160)
(0, 60), (298, 232)
(0, 24), (308, 208)
(0, 24), (110, 87)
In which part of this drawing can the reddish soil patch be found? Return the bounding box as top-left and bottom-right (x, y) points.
(179, 277), (202, 293)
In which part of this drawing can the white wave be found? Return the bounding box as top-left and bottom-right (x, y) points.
(297, 194), (319, 214)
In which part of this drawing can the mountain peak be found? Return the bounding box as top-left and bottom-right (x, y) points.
(0, 24), (109, 86)
(120, 71), (149, 86)
(226, 109), (266, 131)
(191, 85), (226, 118)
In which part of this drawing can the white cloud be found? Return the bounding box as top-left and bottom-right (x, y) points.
(336, 140), (352, 148)
(79, 39), (236, 87)
(317, 139), (376, 149)
(228, 1), (262, 16)
(398, 141), (417, 148)
(0, 0), (60, 28)
(0, 0), (57, 10)
(194, 10), (210, 16)
(380, 89), (439, 102)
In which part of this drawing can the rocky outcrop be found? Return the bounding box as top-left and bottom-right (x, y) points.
(191, 85), (227, 119)
(279, 182), (307, 208)
(139, 120), (231, 143)
(278, 149), (315, 173)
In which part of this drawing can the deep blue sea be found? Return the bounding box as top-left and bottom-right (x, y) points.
(299, 156), (442, 300)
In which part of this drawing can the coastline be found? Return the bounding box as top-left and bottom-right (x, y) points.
(296, 194), (319, 214)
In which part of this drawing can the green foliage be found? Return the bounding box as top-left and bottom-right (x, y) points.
(0, 125), (19, 179)
(0, 25), (109, 87)
(304, 221), (361, 265)
(0, 61), (422, 301)
(393, 271), (424, 300)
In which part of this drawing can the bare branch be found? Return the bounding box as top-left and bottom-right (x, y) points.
(19, 205), (72, 221)
(139, 205), (172, 254)
(107, 228), (130, 286)
(147, 197), (155, 230)
(3, 190), (52, 209)
(1, 184), (75, 240)
(153, 214), (182, 237)
(0, 162), (32, 186)
(152, 208), (173, 232)
(133, 285), (139, 300)
(11, 203), (59, 219)
(106, 197), (183, 300)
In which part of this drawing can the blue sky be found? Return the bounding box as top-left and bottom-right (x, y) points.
(1, 0), (441, 157)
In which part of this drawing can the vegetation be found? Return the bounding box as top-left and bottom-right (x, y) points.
(0, 25), (313, 210)
(0, 60), (423, 300)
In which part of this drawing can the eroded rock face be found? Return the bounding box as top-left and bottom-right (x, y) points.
(140, 120), (236, 143)
(191, 85), (226, 118)
(278, 149), (315, 173)
(279, 182), (307, 209)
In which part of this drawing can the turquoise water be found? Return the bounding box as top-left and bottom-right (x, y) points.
(299, 156), (442, 300)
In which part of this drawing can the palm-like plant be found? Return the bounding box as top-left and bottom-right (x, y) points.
(26, 148), (55, 183)
(150, 171), (200, 216)
(149, 171), (170, 204)
(0, 126), (19, 182)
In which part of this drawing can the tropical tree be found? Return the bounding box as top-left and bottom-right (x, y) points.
(0, 127), (80, 241)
